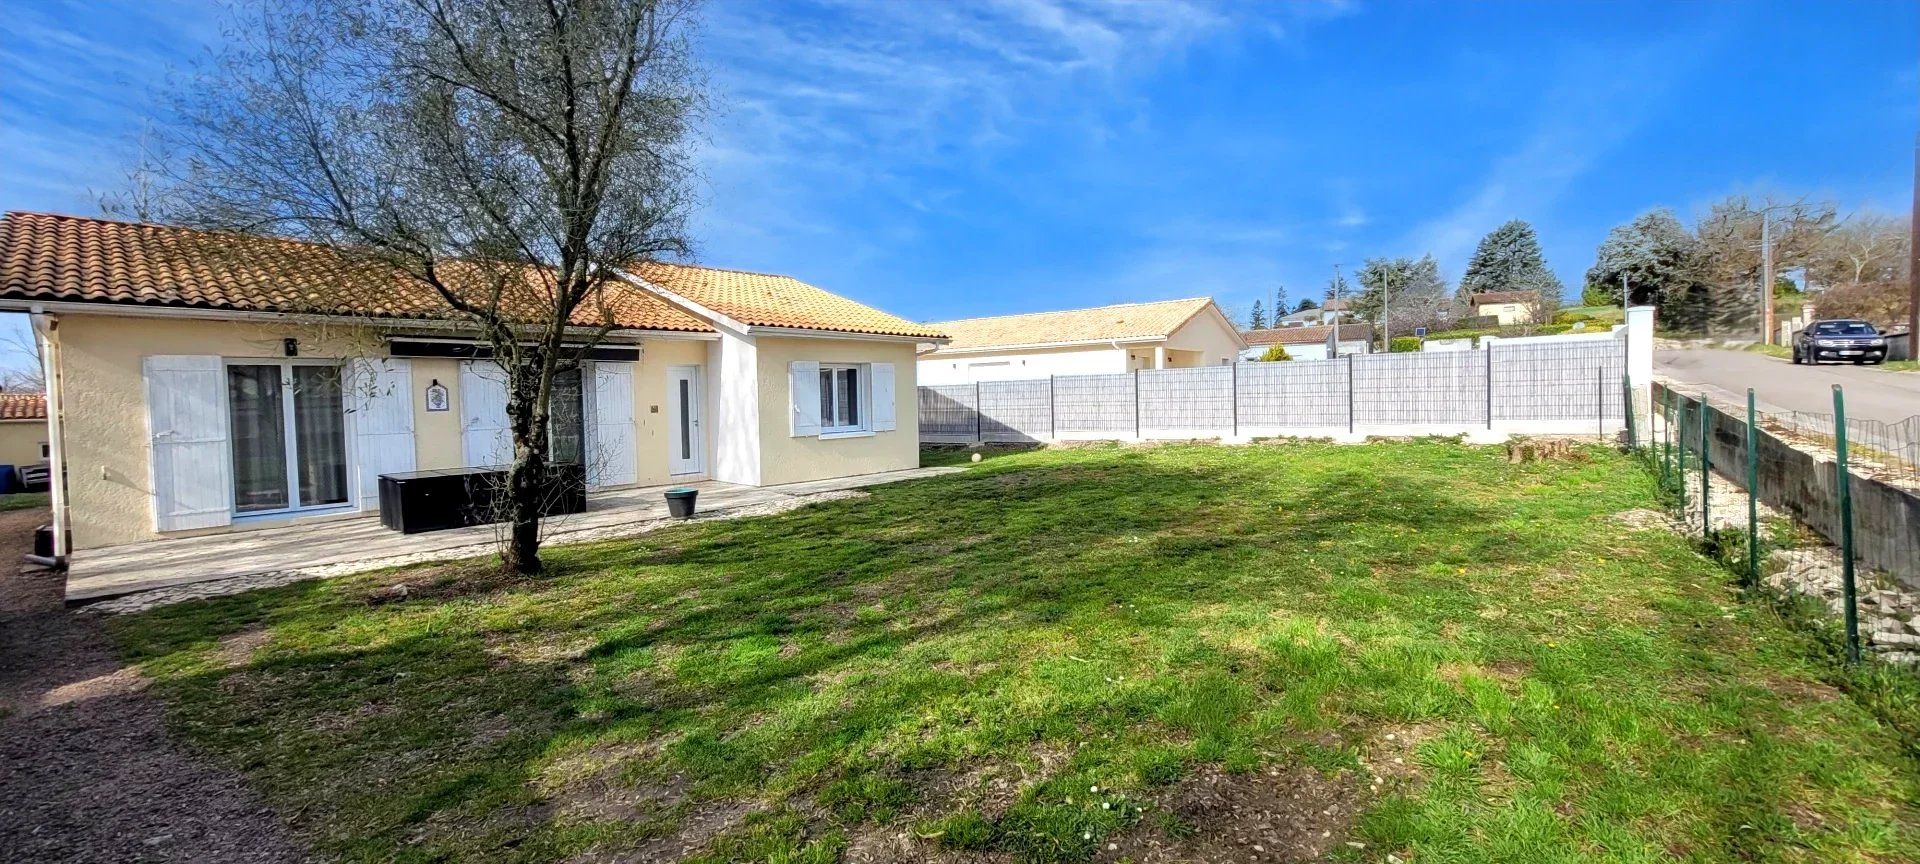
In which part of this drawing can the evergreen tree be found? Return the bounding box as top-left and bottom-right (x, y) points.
(1295, 297), (1319, 312)
(1461, 219), (1564, 298)
(1584, 208), (1709, 328)
(1249, 299), (1268, 330)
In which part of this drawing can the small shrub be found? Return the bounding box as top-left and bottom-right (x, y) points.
(1389, 336), (1422, 353)
(1257, 344), (1292, 362)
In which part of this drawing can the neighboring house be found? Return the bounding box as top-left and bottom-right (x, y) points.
(0, 391), (48, 478)
(1468, 291), (1540, 326)
(0, 212), (946, 553)
(1275, 298), (1353, 328)
(1239, 323), (1374, 362)
(917, 298), (1246, 385)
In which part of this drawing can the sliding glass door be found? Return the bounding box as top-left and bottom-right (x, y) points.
(227, 362), (349, 515)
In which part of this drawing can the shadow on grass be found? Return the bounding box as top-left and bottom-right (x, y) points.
(107, 444), (1917, 863)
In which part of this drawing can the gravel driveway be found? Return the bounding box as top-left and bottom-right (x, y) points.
(0, 507), (312, 863)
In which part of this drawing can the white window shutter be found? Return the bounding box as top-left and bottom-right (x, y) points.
(143, 355), (233, 532)
(870, 362), (896, 431)
(460, 360), (512, 467)
(347, 358), (415, 511)
(790, 360), (820, 437)
(589, 361), (637, 487)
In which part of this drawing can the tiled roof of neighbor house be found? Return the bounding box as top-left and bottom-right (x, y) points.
(927, 297), (1219, 352)
(626, 260), (946, 340)
(1469, 290), (1539, 305)
(0, 392), (46, 421)
(1243, 323), (1373, 345)
(0, 212), (720, 332)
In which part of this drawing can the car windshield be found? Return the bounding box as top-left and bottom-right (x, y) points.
(1812, 322), (1877, 336)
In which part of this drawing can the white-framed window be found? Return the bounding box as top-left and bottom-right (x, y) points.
(818, 363), (866, 432)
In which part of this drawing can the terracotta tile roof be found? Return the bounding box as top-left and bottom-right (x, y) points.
(1469, 290), (1540, 305)
(628, 261), (945, 340)
(1243, 323), (1372, 345)
(927, 297), (1219, 352)
(0, 392), (45, 421)
(0, 212), (710, 332)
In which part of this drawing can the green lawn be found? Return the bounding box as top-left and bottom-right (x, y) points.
(0, 491), (49, 512)
(111, 442), (1920, 863)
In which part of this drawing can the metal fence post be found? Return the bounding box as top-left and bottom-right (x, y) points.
(1346, 353), (1356, 434)
(974, 381), (982, 444)
(1834, 384), (1860, 664)
(1229, 362), (1239, 438)
(1746, 388), (1760, 587)
(1676, 396), (1688, 503)
(1699, 399), (1711, 539)
(1484, 344), (1495, 430)
(1622, 376), (1636, 451)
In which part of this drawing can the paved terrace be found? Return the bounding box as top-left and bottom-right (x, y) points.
(66, 468), (957, 604)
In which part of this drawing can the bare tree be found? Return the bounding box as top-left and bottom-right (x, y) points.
(1808, 213), (1912, 327)
(147, 0), (704, 574)
(1693, 195), (1835, 334)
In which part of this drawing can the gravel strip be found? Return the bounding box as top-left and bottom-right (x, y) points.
(0, 508), (312, 863)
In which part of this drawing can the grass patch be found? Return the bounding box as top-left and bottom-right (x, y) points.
(0, 491), (49, 512)
(111, 442), (1920, 862)
(1744, 342), (1792, 360)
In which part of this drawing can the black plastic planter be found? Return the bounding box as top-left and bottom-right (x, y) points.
(664, 487), (699, 519)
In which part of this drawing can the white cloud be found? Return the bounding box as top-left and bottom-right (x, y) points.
(1405, 35), (1709, 277)
(692, 0), (1334, 274)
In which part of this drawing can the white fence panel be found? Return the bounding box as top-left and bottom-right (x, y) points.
(1353, 351), (1487, 428)
(979, 379), (1052, 442)
(1055, 374), (1136, 438)
(919, 384), (978, 441)
(1139, 366), (1234, 436)
(1494, 340), (1624, 425)
(921, 337), (1631, 442)
(1236, 359), (1348, 431)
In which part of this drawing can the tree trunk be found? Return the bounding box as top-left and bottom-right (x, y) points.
(502, 360), (552, 575)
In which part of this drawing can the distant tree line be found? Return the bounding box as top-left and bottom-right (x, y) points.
(1583, 196), (1910, 334)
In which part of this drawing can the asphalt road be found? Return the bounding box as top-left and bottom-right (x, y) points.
(1656, 348), (1919, 424)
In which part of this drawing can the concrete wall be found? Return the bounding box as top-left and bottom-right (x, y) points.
(0, 420), (47, 471)
(756, 336), (920, 486)
(918, 345), (1128, 385)
(1666, 383), (1920, 590)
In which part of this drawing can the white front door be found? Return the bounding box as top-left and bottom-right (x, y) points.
(667, 365), (703, 476)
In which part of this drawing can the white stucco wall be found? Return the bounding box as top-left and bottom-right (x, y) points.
(917, 345), (1129, 385)
(706, 325), (762, 485)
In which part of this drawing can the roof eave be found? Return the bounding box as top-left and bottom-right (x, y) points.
(926, 335), (1168, 355)
(0, 297), (715, 338)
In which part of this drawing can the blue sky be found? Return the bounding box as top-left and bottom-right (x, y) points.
(2, 0), (1915, 372)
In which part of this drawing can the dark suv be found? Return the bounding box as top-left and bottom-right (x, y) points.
(1792, 319), (1888, 365)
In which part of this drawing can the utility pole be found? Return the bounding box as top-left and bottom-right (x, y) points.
(1909, 133), (1919, 359)
(1760, 213), (1775, 344)
(1331, 263), (1344, 359)
(1621, 273), (1629, 321)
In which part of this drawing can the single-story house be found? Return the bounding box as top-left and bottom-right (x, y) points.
(1468, 290), (1541, 326)
(917, 297), (1245, 385)
(1274, 298), (1354, 328)
(0, 392), (48, 479)
(0, 212), (946, 556)
(1239, 323), (1374, 362)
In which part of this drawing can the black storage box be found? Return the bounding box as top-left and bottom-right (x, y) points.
(378, 463), (587, 534)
